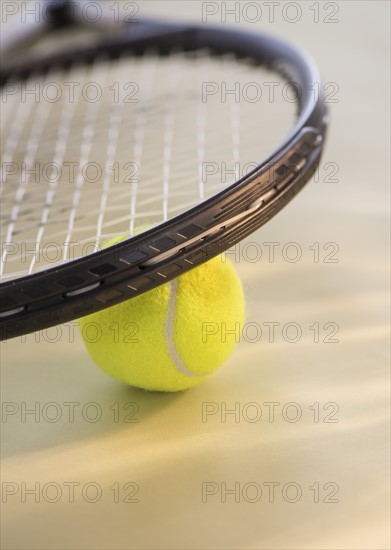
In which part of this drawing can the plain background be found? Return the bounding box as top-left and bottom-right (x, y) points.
(1, 1), (390, 549)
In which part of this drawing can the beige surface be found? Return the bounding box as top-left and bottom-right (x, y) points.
(1, 1), (390, 549)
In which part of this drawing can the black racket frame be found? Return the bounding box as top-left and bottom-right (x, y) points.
(0, 10), (329, 339)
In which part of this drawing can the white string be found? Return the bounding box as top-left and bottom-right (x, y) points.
(0, 78), (35, 198)
(229, 57), (241, 177)
(162, 52), (181, 222)
(1, 53), (294, 280)
(95, 57), (126, 249)
(1, 72), (55, 276)
(28, 67), (83, 274)
(129, 52), (158, 236)
(94, 106), (123, 247)
(62, 58), (108, 262)
(196, 53), (208, 202)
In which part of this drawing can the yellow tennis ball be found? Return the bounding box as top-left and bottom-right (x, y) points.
(79, 234), (245, 392)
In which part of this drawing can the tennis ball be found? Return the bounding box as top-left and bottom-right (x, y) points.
(79, 234), (245, 392)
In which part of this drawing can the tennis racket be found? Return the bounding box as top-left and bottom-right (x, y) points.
(0, 0), (329, 340)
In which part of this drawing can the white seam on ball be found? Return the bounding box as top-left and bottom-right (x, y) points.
(165, 280), (204, 378)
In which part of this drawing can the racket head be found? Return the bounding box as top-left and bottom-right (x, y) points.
(0, 17), (328, 338)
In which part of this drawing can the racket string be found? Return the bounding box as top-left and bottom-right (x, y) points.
(27, 66), (86, 274)
(129, 51), (158, 236)
(162, 51), (183, 222)
(62, 58), (111, 262)
(1, 52), (296, 280)
(1, 70), (59, 275)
